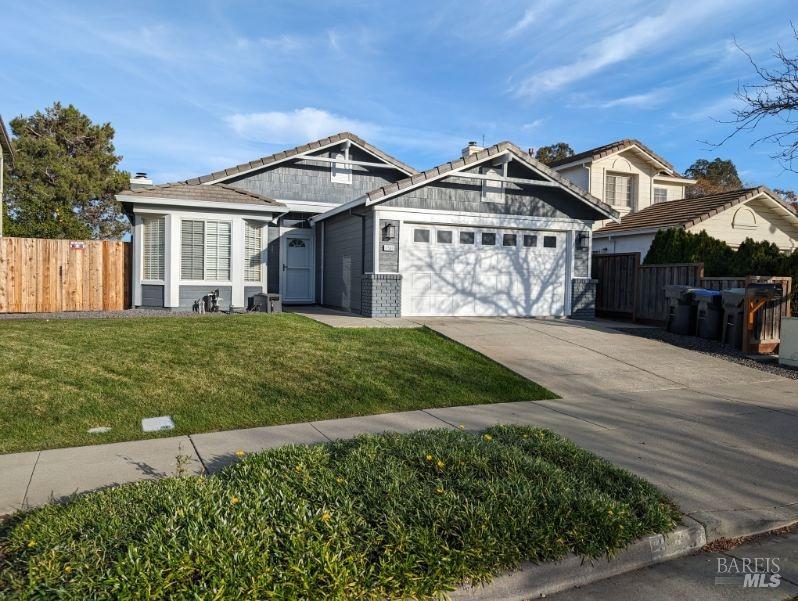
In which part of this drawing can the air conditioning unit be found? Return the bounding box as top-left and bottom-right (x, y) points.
(779, 317), (798, 368)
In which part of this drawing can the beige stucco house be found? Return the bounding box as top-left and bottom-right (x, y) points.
(549, 139), (696, 219)
(592, 187), (798, 258)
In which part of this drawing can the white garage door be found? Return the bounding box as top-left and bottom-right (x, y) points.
(400, 224), (568, 317)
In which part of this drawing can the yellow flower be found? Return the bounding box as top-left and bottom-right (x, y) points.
(321, 511), (331, 522)
(235, 450), (246, 458)
(522, 434), (529, 439)
(294, 465), (302, 472)
(458, 424), (465, 430)
(230, 496), (240, 505)
(336, 477), (344, 483)
(64, 566), (73, 574)
(483, 434), (493, 442)
(425, 455), (433, 462)
(436, 460), (445, 469)
(435, 487), (444, 494)
(27, 540), (36, 548)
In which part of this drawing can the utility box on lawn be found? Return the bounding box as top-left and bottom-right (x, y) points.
(779, 317), (798, 368)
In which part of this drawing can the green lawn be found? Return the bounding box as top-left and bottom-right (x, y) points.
(0, 427), (680, 599)
(0, 313), (556, 454)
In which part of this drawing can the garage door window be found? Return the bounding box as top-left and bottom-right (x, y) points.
(543, 235), (557, 248)
(460, 231), (475, 244)
(481, 232), (496, 246)
(502, 233), (517, 247)
(437, 230), (453, 244)
(414, 228), (430, 243)
(523, 234), (537, 247)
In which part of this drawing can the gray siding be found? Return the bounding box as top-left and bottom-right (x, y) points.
(267, 224), (280, 294)
(383, 162), (601, 221)
(378, 219), (400, 272)
(179, 285), (233, 310)
(363, 212), (374, 273)
(361, 273), (402, 317)
(322, 212), (365, 312)
(140, 284), (164, 308)
(227, 147), (404, 205)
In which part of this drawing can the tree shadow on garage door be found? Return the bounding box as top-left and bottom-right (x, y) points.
(404, 229), (568, 317)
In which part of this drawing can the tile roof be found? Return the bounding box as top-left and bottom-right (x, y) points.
(0, 115), (14, 164)
(182, 132), (417, 185)
(548, 138), (678, 174)
(363, 140), (618, 219)
(118, 183), (285, 207)
(595, 187), (787, 234)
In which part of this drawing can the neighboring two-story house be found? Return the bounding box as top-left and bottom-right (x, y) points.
(549, 139), (696, 217)
(117, 134), (618, 318)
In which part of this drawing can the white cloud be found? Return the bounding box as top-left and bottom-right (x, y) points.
(521, 119), (544, 130)
(225, 108), (377, 144)
(506, 2), (556, 37)
(598, 92), (663, 109)
(515, 0), (737, 97)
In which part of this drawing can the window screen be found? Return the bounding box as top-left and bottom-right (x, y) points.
(244, 221), (263, 282)
(205, 221), (231, 281)
(181, 220), (205, 280)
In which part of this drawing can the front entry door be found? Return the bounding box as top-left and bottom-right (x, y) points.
(281, 230), (314, 303)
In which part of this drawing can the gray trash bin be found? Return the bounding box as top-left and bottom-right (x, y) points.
(721, 288), (745, 348)
(693, 289), (723, 340)
(664, 285), (697, 335)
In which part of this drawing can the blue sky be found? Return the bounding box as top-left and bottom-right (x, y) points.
(2, 0), (797, 189)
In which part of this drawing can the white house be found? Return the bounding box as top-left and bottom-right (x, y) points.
(593, 187), (798, 258)
(549, 139), (696, 219)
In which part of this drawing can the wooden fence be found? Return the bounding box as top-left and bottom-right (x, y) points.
(635, 263), (704, 323)
(0, 237), (131, 313)
(592, 252), (639, 317)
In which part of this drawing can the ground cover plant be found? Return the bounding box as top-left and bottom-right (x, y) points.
(0, 313), (555, 454)
(0, 426), (681, 599)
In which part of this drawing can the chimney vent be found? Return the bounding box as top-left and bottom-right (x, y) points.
(130, 172), (153, 189)
(461, 141), (484, 158)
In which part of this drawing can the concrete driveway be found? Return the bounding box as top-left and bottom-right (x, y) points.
(420, 317), (798, 539)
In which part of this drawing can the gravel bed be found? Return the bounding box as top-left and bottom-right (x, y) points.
(0, 309), (245, 321)
(614, 327), (798, 380)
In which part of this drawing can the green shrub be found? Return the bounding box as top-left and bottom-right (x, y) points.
(0, 427), (679, 599)
(645, 228), (798, 311)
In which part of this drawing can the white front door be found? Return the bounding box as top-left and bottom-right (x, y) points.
(281, 229), (314, 303)
(400, 224), (568, 317)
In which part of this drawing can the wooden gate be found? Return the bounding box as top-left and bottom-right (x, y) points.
(591, 253), (639, 318)
(0, 237), (131, 313)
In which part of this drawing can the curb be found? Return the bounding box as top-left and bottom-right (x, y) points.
(450, 518), (706, 600)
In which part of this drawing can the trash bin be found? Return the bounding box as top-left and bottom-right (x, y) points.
(251, 293), (270, 312)
(721, 288), (745, 348)
(693, 289), (723, 340)
(664, 285), (697, 335)
(267, 293), (282, 313)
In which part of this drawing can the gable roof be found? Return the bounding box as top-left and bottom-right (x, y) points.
(117, 183), (286, 209)
(313, 141), (619, 223)
(182, 132), (417, 185)
(595, 187), (797, 235)
(0, 115), (14, 165)
(548, 138), (679, 175)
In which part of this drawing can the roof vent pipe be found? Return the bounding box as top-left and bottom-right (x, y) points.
(130, 172), (153, 189)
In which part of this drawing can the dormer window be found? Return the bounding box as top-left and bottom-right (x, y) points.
(331, 151), (352, 184)
(605, 173), (633, 208)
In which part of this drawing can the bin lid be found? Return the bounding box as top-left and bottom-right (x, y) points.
(692, 289), (722, 299)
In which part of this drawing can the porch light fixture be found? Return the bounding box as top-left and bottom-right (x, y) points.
(576, 231), (590, 250)
(382, 222), (396, 240)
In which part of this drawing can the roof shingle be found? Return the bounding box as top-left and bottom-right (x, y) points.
(548, 138), (678, 175)
(118, 183), (285, 208)
(595, 187), (785, 234)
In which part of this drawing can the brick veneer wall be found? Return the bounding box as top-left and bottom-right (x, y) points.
(361, 273), (402, 318)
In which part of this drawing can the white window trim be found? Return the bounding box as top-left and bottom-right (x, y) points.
(605, 172), (634, 208)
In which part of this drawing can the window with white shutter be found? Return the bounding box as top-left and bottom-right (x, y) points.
(605, 174), (633, 207)
(205, 221), (231, 281)
(181, 220), (205, 280)
(142, 216), (165, 281)
(244, 221), (263, 282)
